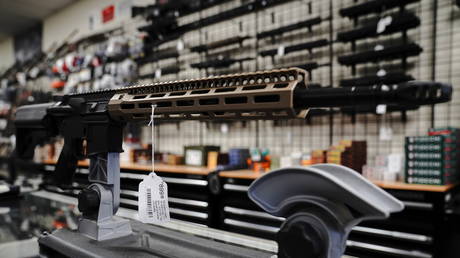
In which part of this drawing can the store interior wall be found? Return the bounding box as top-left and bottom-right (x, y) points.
(42, 0), (142, 51)
(0, 0), (147, 70)
(0, 0), (459, 166)
(149, 0), (460, 165)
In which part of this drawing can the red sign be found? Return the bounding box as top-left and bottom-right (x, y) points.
(102, 5), (115, 23)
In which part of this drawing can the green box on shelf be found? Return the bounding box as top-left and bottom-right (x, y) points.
(405, 175), (456, 185)
(405, 142), (457, 152)
(406, 134), (459, 145)
(406, 135), (444, 144)
(406, 150), (458, 161)
(405, 167), (457, 178)
(405, 159), (457, 169)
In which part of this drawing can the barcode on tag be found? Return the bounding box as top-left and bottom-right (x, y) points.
(146, 188), (153, 218)
(159, 182), (165, 199)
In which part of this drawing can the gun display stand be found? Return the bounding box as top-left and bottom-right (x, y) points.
(38, 153), (272, 258)
(77, 152), (132, 240)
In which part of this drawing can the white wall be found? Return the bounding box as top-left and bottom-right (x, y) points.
(0, 0), (150, 70)
(42, 0), (149, 51)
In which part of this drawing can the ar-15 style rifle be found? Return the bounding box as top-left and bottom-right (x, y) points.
(14, 68), (452, 257)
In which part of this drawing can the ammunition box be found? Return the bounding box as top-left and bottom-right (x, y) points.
(405, 159), (457, 169)
(406, 151), (459, 161)
(405, 175), (456, 185)
(406, 167), (456, 177)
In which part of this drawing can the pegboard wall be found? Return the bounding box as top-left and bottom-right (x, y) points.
(138, 0), (460, 165)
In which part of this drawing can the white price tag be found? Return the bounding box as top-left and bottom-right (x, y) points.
(0, 119), (7, 130)
(220, 123), (229, 134)
(374, 44), (384, 51)
(29, 67), (40, 78)
(16, 72), (27, 86)
(80, 69), (92, 81)
(377, 16), (392, 34)
(377, 69), (386, 77)
(0, 184), (10, 194)
(177, 40), (185, 51)
(277, 45), (285, 56)
(376, 104), (387, 114)
(1, 79), (7, 89)
(387, 154), (402, 173)
(138, 172), (170, 224)
(379, 126), (393, 141)
(155, 69), (162, 78)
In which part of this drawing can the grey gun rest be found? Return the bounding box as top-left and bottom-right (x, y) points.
(77, 153), (132, 240)
(248, 164), (404, 258)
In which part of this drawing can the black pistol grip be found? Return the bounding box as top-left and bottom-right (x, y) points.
(54, 138), (81, 187)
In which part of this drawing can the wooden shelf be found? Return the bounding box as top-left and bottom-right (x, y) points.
(219, 170), (457, 192)
(41, 160), (457, 192)
(42, 159), (213, 176)
(370, 180), (457, 192)
(219, 170), (265, 180)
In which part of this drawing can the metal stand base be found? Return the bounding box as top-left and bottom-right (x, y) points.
(78, 216), (132, 241)
(39, 220), (272, 258)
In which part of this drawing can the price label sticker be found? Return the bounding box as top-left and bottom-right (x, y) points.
(138, 172), (170, 224)
(155, 69), (162, 78)
(0, 184), (10, 194)
(387, 154), (402, 173)
(374, 44), (384, 51)
(376, 104), (387, 114)
(377, 68), (386, 77)
(377, 16), (392, 34)
(177, 39), (185, 51)
(16, 72), (27, 86)
(1, 79), (7, 89)
(379, 126), (393, 141)
(277, 45), (285, 56)
(0, 119), (7, 130)
(220, 123), (229, 134)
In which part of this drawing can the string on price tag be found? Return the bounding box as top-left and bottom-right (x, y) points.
(138, 105), (170, 224)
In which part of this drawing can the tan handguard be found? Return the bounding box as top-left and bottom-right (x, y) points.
(108, 68), (309, 121)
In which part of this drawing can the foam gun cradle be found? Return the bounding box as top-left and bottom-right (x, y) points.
(14, 68), (452, 258)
